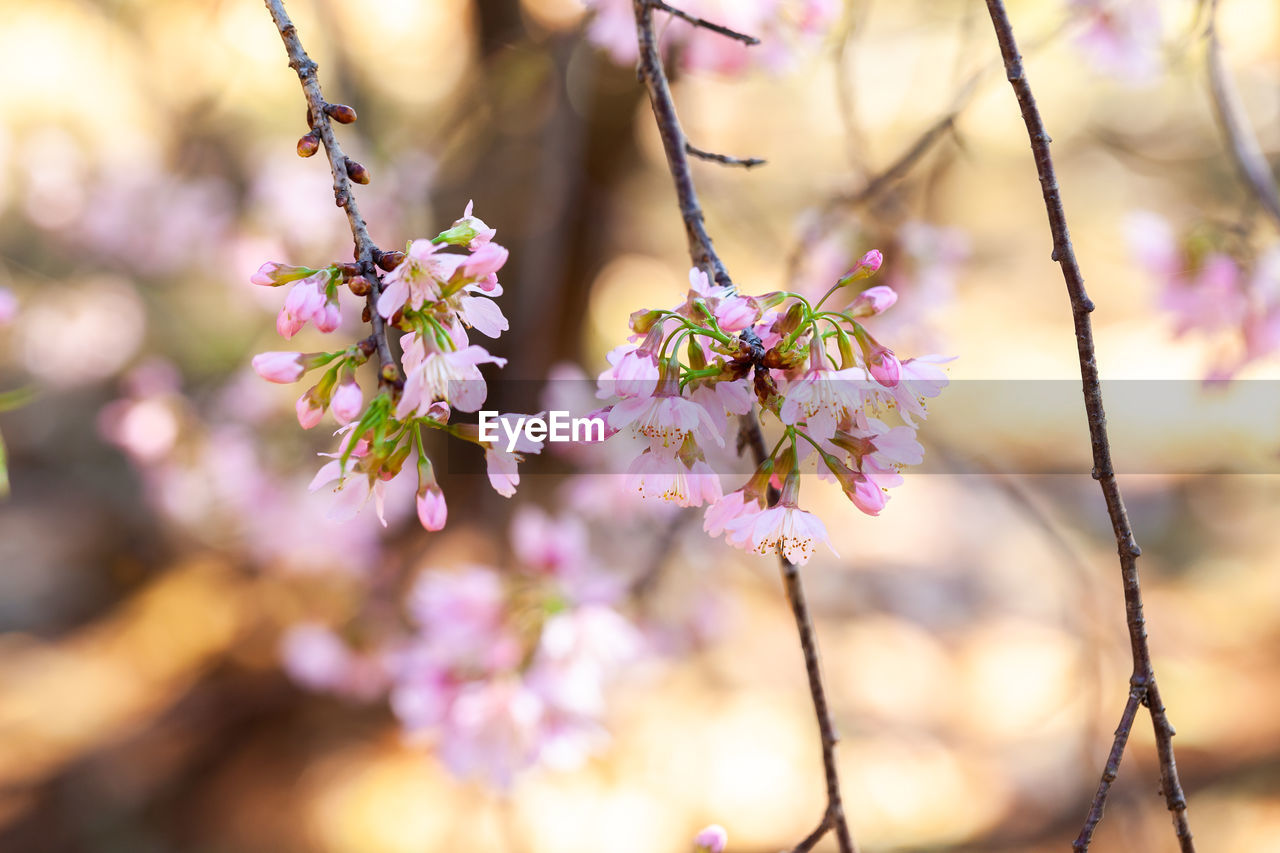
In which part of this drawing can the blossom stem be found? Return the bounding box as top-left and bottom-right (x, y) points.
(263, 0), (401, 389)
(983, 3), (1194, 850)
(632, 0), (859, 847)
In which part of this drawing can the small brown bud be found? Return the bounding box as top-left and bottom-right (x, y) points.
(326, 103), (357, 124)
(377, 251), (405, 272)
(336, 262), (360, 279)
(345, 157), (370, 184)
(296, 131), (320, 158)
(390, 308), (405, 327)
(361, 305), (371, 323)
(305, 108), (315, 128)
(381, 363), (401, 383)
(348, 277), (371, 297)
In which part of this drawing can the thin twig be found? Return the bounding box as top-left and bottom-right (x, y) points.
(263, 0), (400, 387)
(631, 1), (857, 849)
(647, 0), (759, 45)
(1205, 4), (1280, 230)
(982, 3), (1195, 851)
(633, 0), (731, 289)
(738, 415), (857, 853)
(685, 142), (767, 169)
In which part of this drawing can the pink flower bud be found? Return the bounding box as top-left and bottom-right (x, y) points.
(296, 390), (326, 429)
(331, 378), (363, 424)
(251, 262), (315, 287)
(848, 284), (898, 317)
(838, 249), (884, 286)
(416, 485), (447, 530)
(856, 248), (883, 275)
(693, 825), (728, 853)
(252, 351), (306, 383)
(314, 296), (342, 333)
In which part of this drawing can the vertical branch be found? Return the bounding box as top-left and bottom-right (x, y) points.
(981, 3), (1194, 851)
(632, 0), (730, 289)
(631, 2), (856, 850)
(1205, 4), (1280, 230)
(263, 0), (400, 387)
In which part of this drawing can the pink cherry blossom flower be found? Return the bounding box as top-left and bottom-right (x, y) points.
(1071, 0), (1163, 84)
(608, 389), (725, 450)
(455, 294), (509, 337)
(397, 333), (507, 419)
(280, 623), (386, 701)
(626, 449), (723, 507)
(598, 342), (661, 399)
(694, 825), (728, 853)
(779, 343), (871, 440)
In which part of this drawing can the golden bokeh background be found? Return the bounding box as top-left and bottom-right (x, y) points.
(2, 1), (1280, 851)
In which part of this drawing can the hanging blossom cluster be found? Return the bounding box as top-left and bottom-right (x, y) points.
(583, 0), (840, 75)
(281, 508), (641, 789)
(594, 253), (949, 565)
(1129, 211), (1280, 379)
(250, 204), (538, 528)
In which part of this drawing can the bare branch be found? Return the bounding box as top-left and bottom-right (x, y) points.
(646, 0), (759, 45)
(263, 0), (400, 387)
(1205, 8), (1280, 230)
(982, 3), (1195, 850)
(684, 141), (767, 169)
(632, 0), (730, 288)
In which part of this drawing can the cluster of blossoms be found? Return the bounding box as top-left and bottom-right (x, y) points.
(250, 204), (539, 528)
(594, 252), (949, 565)
(1129, 211), (1280, 379)
(1069, 0), (1163, 84)
(583, 0), (840, 75)
(281, 508), (641, 789)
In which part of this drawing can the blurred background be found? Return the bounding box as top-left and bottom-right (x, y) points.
(2, 0), (1280, 850)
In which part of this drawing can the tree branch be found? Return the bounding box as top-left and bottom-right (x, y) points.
(685, 142), (766, 169)
(632, 0), (731, 289)
(263, 0), (400, 387)
(1205, 5), (1280, 230)
(631, 1), (857, 849)
(646, 0), (759, 45)
(982, 3), (1194, 851)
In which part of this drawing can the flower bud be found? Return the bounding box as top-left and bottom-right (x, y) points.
(331, 376), (363, 424)
(376, 251), (405, 272)
(325, 103), (357, 124)
(296, 131), (320, 158)
(345, 157), (370, 184)
(348, 276), (371, 297)
(837, 249), (883, 286)
(629, 308), (665, 334)
(693, 825), (728, 853)
(295, 388), (326, 429)
(847, 284), (898, 317)
(416, 456), (447, 530)
(251, 262), (317, 287)
(252, 351), (307, 383)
